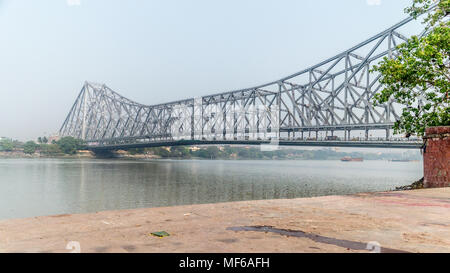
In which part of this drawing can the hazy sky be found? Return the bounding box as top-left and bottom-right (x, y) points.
(0, 0), (424, 141)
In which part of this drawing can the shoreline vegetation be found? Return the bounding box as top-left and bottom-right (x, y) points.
(0, 136), (422, 161)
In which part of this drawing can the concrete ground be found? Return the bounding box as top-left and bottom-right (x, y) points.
(1, 188), (450, 253)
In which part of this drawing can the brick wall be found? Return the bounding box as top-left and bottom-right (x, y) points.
(423, 126), (450, 188)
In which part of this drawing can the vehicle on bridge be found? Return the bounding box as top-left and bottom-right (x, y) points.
(325, 136), (340, 141)
(341, 157), (364, 162)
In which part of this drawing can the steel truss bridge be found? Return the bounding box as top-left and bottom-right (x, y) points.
(59, 16), (427, 151)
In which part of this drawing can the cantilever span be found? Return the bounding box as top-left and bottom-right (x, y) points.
(59, 15), (426, 150)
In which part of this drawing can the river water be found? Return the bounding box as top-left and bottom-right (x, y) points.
(0, 158), (423, 220)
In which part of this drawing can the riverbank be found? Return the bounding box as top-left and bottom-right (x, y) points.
(0, 144), (422, 161)
(0, 150), (423, 162)
(0, 188), (449, 253)
(0, 150), (95, 159)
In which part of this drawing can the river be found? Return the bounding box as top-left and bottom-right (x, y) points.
(0, 158), (423, 220)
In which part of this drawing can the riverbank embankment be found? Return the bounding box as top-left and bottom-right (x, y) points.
(0, 150), (96, 159)
(0, 188), (449, 253)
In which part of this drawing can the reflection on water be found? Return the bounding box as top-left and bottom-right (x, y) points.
(0, 158), (422, 220)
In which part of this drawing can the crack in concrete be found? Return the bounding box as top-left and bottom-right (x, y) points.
(227, 226), (409, 253)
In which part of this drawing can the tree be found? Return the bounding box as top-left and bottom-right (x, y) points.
(0, 139), (14, 151)
(153, 147), (170, 158)
(405, 0), (449, 25)
(205, 146), (221, 159)
(56, 136), (84, 154)
(170, 146), (191, 158)
(372, 0), (449, 136)
(39, 144), (62, 155)
(37, 136), (48, 144)
(23, 141), (38, 154)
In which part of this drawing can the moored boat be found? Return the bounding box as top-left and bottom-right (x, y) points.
(341, 156), (363, 162)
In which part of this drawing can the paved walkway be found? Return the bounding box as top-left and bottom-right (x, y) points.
(1, 188), (450, 253)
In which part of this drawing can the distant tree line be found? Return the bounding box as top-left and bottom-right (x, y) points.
(0, 136), (85, 155)
(0, 138), (20, 152)
(130, 145), (422, 161)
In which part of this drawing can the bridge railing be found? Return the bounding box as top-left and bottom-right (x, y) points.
(84, 136), (422, 148)
(277, 137), (422, 142)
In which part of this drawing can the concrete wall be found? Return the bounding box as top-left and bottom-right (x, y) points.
(424, 126), (450, 188)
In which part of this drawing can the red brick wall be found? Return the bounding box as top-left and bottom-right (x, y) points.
(423, 126), (450, 188)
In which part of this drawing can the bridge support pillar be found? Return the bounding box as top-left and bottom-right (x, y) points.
(423, 126), (450, 188)
(345, 130), (350, 141)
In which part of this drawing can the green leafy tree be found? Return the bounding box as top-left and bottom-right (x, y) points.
(56, 136), (84, 154)
(23, 141), (38, 154)
(192, 149), (209, 158)
(372, 0), (449, 136)
(405, 0), (449, 25)
(153, 147), (171, 158)
(0, 139), (14, 151)
(205, 146), (221, 159)
(39, 144), (62, 155)
(170, 146), (191, 158)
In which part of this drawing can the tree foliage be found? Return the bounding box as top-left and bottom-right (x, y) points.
(153, 147), (171, 158)
(170, 146), (191, 158)
(56, 137), (85, 154)
(0, 139), (14, 152)
(372, 0), (449, 136)
(37, 136), (49, 144)
(405, 0), (449, 25)
(23, 141), (38, 154)
(39, 144), (62, 155)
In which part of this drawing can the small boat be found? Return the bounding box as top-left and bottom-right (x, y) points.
(341, 156), (363, 162)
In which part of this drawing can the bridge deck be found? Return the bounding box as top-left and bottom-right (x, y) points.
(87, 139), (423, 151)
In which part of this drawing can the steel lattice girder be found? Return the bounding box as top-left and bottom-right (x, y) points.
(59, 15), (427, 146)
